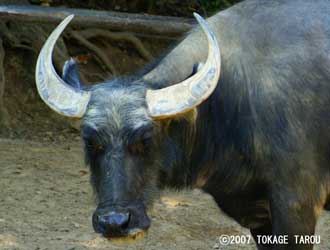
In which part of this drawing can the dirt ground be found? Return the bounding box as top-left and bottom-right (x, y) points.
(1, 18), (330, 250)
(0, 138), (329, 250)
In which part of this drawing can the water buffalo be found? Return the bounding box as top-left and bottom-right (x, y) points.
(36, 0), (330, 249)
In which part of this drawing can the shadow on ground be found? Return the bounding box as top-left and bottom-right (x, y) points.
(0, 139), (329, 250)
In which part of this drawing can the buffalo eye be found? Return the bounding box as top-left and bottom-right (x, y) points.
(94, 144), (104, 153)
(82, 127), (105, 154)
(128, 141), (145, 155)
(128, 129), (153, 155)
(85, 139), (105, 154)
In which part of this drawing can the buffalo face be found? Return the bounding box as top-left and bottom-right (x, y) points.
(82, 86), (161, 237)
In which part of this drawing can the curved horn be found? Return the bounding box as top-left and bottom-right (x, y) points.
(35, 15), (91, 117)
(146, 13), (221, 119)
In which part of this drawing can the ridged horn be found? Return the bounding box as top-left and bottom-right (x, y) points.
(35, 15), (91, 118)
(146, 13), (221, 119)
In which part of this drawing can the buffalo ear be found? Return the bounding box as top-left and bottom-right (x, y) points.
(192, 62), (204, 75)
(62, 58), (83, 90)
(177, 107), (198, 124)
(165, 108), (198, 125)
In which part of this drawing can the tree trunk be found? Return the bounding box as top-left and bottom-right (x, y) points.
(0, 5), (194, 37)
(0, 39), (9, 129)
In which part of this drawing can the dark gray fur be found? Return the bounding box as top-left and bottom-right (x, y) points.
(62, 0), (330, 248)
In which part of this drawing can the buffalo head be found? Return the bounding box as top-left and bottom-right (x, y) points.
(35, 13), (221, 239)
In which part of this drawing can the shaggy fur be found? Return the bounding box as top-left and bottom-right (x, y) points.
(61, 0), (330, 248)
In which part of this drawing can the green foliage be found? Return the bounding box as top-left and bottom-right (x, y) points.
(199, 0), (242, 14)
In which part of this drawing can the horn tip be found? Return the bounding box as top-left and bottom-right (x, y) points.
(193, 12), (203, 22)
(66, 14), (75, 21)
(193, 12), (200, 18)
(193, 12), (208, 29)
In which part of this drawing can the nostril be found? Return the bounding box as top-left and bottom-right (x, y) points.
(92, 213), (103, 233)
(97, 214), (107, 225)
(106, 212), (130, 229)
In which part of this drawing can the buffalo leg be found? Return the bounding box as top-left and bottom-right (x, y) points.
(270, 188), (317, 250)
(250, 223), (273, 250)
